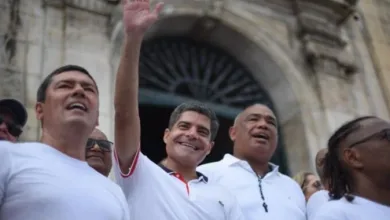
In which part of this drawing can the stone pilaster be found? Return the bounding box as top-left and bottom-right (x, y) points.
(295, 0), (359, 132)
(0, 0), (24, 101)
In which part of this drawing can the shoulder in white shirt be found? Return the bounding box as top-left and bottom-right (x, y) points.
(313, 196), (390, 220)
(198, 154), (306, 220)
(113, 150), (244, 220)
(0, 141), (129, 220)
(307, 190), (330, 220)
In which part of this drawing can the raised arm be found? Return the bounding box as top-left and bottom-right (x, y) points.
(114, 0), (163, 173)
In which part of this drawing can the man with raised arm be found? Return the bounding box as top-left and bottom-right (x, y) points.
(114, 1), (243, 219)
(0, 65), (129, 220)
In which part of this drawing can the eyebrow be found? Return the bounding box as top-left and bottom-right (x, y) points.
(246, 113), (276, 122)
(56, 79), (96, 88)
(178, 121), (210, 133)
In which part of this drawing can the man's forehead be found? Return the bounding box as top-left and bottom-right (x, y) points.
(177, 111), (211, 128)
(244, 104), (275, 118)
(52, 71), (95, 84)
(90, 128), (107, 140)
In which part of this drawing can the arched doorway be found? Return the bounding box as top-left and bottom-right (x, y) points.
(110, 9), (324, 174)
(138, 37), (289, 174)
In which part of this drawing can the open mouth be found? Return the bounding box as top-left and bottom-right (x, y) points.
(66, 102), (88, 112)
(251, 133), (270, 142)
(178, 142), (199, 151)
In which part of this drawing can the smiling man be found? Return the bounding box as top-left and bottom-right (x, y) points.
(0, 99), (27, 142)
(0, 65), (129, 220)
(198, 104), (306, 220)
(86, 128), (113, 177)
(113, 0), (243, 219)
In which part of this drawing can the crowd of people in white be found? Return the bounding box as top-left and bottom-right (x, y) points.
(0, 0), (389, 219)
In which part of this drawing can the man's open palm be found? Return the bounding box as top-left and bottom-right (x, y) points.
(123, 0), (164, 35)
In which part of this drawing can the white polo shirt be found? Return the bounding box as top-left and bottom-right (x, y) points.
(313, 196), (390, 220)
(113, 150), (244, 220)
(197, 154), (306, 220)
(307, 190), (329, 220)
(0, 141), (129, 220)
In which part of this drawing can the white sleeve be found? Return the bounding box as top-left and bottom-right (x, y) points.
(313, 205), (344, 220)
(113, 149), (163, 199)
(290, 179), (306, 214)
(0, 141), (12, 204)
(307, 190), (329, 220)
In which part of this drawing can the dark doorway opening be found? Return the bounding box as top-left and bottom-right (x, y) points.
(139, 104), (233, 165)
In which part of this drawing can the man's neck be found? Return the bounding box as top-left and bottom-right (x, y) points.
(354, 177), (390, 206)
(162, 158), (198, 182)
(40, 129), (87, 161)
(234, 153), (270, 177)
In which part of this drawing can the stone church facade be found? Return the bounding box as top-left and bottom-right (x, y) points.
(1, 0), (390, 175)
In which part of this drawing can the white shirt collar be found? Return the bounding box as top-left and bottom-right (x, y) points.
(221, 154), (280, 177)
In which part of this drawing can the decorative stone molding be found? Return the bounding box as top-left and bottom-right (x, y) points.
(377, 0), (390, 45)
(294, 0), (359, 78)
(43, 0), (116, 15)
(0, 0), (24, 100)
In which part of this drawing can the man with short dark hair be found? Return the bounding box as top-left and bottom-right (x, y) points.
(113, 0), (243, 219)
(86, 128), (113, 177)
(0, 98), (27, 142)
(313, 116), (390, 220)
(0, 65), (129, 220)
(198, 104), (306, 220)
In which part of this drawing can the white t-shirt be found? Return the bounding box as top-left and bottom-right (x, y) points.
(314, 196), (390, 220)
(197, 154), (306, 220)
(113, 150), (244, 220)
(307, 190), (330, 220)
(0, 141), (130, 220)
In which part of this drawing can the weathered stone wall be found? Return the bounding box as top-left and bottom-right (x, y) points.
(359, 0), (390, 112)
(0, 0), (115, 141)
(1, 0), (389, 174)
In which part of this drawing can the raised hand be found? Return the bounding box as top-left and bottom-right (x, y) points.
(122, 0), (164, 36)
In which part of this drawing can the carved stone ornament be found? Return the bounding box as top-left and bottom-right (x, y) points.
(295, 0), (359, 78)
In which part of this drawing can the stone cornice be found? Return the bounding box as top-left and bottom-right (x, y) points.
(294, 0), (359, 77)
(43, 0), (117, 15)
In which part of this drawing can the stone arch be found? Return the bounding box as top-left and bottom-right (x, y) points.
(109, 2), (326, 174)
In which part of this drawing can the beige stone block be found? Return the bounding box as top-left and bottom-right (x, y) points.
(97, 115), (113, 141)
(0, 41), (27, 73)
(25, 74), (42, 106)
(360, 0), (379, 17)
(317, 74), (353, 113)
(323, 110), (354, 133)
(364, 16), (388, 44)
(20, 0), (43, 17)
(281, 113), (312, 174)
(26, 44), (42, 75)
(20, 107), (39, 142)
(42, 47), (62, 76)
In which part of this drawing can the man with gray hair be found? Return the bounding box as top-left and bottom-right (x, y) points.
(198, 103), (306, 220)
